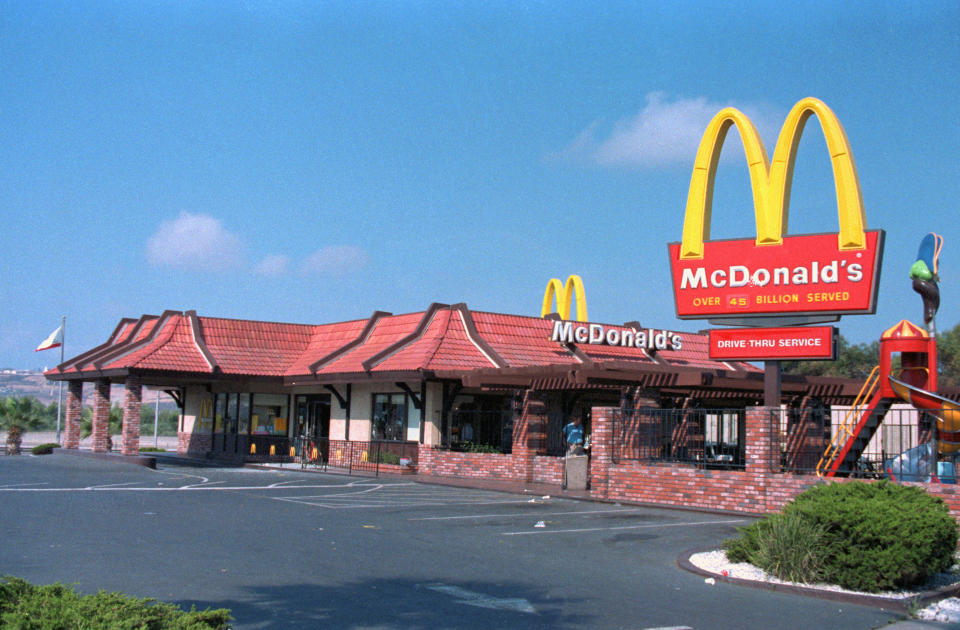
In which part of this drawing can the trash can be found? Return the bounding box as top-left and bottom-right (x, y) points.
(564, 454), (589, 491)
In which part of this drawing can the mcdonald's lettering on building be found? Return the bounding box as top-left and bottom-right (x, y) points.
(667, 97), (884, 320)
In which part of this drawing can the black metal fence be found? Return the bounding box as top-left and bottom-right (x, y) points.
(246, 436), (419, 476)
(772, 405), (953, 480)
(611, 407), (745, 469)
(546, 411), (566, 455)
(246, 435), (293, 463)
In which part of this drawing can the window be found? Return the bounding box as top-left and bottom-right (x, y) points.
(226, 393), (239, 435)
(238, 394), (251, 435)
(372, 393), (407, 441)
(252, 394), (289, 436)
(214, 394), (225, 433)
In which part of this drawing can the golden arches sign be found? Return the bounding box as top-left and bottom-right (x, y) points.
(668, 97), (883, 320)
(680, 97), (866, 260)
(541, 275), (588, 322)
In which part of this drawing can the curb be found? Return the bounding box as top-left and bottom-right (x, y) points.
(677, 548), (960, 613)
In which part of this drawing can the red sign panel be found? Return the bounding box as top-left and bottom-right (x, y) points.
(668, 230), (884, 320)
(709, 326), (837, 361)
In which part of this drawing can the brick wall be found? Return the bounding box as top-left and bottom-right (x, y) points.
(591, 406), (960, 524)
(533, 455), (563, 485)
(418, 446), (523, 480)
(178, 431), (211, 456)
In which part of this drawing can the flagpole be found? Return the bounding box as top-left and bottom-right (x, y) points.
(56, 316), (64, 444)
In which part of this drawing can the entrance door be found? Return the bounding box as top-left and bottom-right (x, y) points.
(295, 395), (331, 461)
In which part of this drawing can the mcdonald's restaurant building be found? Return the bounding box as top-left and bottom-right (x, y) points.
(50, 300), (942, 518)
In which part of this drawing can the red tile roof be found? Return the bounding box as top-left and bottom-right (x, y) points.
(47, 305), (758, 381)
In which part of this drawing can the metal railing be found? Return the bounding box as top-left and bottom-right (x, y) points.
(772, 405), (950, 480)
(816, 365), (880, 476)
(246, 435), (293, 463)
(611, 407), (745, 469)
(324, 439), (419, 476)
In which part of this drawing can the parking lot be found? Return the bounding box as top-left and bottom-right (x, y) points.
(0, 453), (904, 629)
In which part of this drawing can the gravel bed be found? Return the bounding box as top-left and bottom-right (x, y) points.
(689, 550), (960, 623)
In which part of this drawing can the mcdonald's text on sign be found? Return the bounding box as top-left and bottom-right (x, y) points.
(709, 326), (837, 361)
(669, 230), (883, 318)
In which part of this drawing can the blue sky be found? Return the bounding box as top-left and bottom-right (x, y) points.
(2, 1), (959, 369)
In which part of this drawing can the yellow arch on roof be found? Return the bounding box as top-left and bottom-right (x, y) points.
(541, 275), (588, 322)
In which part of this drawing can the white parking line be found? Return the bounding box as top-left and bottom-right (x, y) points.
(501, 518), (747, 536)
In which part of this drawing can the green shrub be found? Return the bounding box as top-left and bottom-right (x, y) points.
(752, 512), (828, 583)
(30, 443), (60, 455)
(787, 480), (957, 592)
(0, 575), (232, 629)
(139, 446), (167, 452)
(724, 481), (958, 593)
(723, 511), (828, 584)
(376, 451), (401, 465)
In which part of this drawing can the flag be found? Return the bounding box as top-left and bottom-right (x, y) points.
(36, 325), (63, 352)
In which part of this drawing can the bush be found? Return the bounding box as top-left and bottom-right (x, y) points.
(724, 481), (958, 592)
(724, 512), (827, 583)
(0, 575), (232, 629)
(139, 446), (167, 453)
(30, 443), (60, 455)
(376, 451), (401, 465)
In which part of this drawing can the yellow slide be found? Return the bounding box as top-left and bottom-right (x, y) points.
(889, 375), (960, 454)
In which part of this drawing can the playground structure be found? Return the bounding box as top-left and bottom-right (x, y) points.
(817, 233), (959, 481)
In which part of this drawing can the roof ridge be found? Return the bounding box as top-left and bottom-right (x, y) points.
(361, 303), (450, 371)
(54, 317), (140, 372)
(419, 307), (456, 367)
(185, 310), (219, 372)
(452, 304), (508, 368)
(98, 311), (184, 371)
(309, 310), (392, 374)
(80, 314), (163, 370)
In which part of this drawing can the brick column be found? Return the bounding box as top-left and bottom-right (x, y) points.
(745, 406), (777, 474)
(91, 379), (111, 453)
(745, 405), (778, 512)
(512, 390), (547, 482)
(121, 374), (142, 456)
(590, 406), (614, 500)
(63, 380), (83, 449)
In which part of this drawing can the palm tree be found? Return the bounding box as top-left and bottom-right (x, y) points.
(2, 397), (44, 455)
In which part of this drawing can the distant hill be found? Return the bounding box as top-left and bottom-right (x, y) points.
(0, 369), (177, 408)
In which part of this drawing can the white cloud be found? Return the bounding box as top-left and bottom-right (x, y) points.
(254, 254), (290, 276)
(300, 245), (368, 277)
(146, 212), (244, 272)
(558, 93), (783, 168)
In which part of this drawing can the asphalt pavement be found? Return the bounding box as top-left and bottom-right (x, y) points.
(0, 452), (948, 629)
